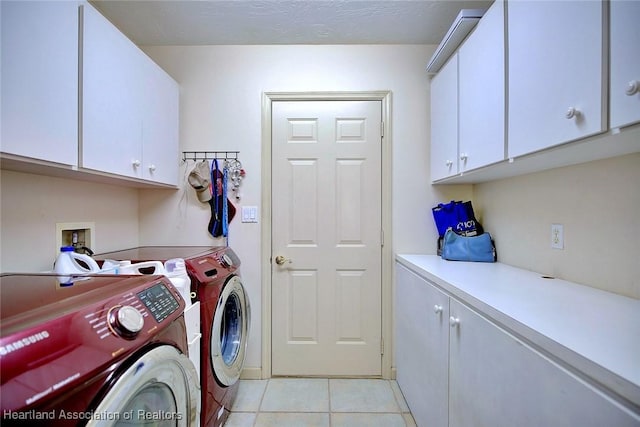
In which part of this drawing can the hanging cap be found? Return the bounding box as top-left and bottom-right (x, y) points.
(188, 161), (212, 203)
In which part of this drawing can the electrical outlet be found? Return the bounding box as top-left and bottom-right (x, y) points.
(551, 224), (564, 249)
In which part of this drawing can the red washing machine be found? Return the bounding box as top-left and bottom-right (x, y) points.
(95, 246), (251, 427)
(0, 273), (199, 426)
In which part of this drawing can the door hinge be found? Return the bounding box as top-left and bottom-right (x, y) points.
(380, 338), (384, 355)
(380, 121), (384, 137)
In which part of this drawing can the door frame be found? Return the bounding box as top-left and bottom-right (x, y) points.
(260, 91), (393, 379)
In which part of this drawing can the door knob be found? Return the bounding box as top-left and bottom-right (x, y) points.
(274, 255), (292, 265)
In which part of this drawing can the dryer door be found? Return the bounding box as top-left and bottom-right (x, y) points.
(87, 345), (200, 426)
(211, 275), (251, 386)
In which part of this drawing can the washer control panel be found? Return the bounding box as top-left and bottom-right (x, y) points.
(137, 282), (180, 323)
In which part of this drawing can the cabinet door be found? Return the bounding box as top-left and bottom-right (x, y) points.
(430, 55), (458, 181)
(141, 58), (179, 185)
(1, 0), (78, 165)
(81, 2), (143, 179)
(395, 264), (449, 427)
(458, 0), (505, 172)
(508, 0), (606, 158)
(610, 0), (640, 129)
(449, 300), (639, 427)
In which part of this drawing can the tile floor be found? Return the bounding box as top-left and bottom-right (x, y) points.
(226, 378), (417, 427)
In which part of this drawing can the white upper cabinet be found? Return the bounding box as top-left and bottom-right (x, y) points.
(430, 0), (505, 182)
(610, 0), (640, 129)
(81, 2), (179, 186)
(458, 0), (505, 172)
(140, 58), (179, 185)
(1, 1), (78, 166)
(430, 55), (459, 181)
(507, 0), (606, 158)
(82, 2), (144, 179)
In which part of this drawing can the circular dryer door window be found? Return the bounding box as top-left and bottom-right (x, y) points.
(118, 383), (177, 425)
(87, 346), (199, 427)
(211, 275), (250, 386)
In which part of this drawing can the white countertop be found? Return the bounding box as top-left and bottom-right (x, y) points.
(396, 254), (640, 408)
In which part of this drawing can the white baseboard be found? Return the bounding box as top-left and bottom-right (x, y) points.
(240, 367), (263, 380)
(239, 366), (397, 380)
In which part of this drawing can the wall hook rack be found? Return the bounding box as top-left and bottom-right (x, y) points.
(182, 151), (240, 162)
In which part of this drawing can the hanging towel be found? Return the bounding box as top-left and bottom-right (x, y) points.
(208, 159), (236, 237)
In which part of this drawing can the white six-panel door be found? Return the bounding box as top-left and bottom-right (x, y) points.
(271, 100), (382, 376)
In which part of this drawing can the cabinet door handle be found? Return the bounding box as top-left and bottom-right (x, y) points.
(459, 153), (468, 161)
(132, 159), (141, 168)
(626, 80), (639, 96)
(449, 316), (460, 327)
(565, 107), (581, 120)
(445, 160), (453, 168)
(433, 304), (443, 314)
(148, 164), (157, 172)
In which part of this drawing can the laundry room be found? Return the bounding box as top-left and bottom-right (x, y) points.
(1, 0), (639, 426)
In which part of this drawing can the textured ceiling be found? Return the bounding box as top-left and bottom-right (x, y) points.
(89, 0), (493, 46)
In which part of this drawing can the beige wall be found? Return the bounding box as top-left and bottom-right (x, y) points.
(139, 44), (472, 370)
(0, 44), (469, 370)
(0, 170), (140, 272)
(473, 153), (640, 299)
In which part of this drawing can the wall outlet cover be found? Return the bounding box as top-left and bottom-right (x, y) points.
(551, 223), (564, 249)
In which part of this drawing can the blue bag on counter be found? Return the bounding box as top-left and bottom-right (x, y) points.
(432, 200), (483, 237)
(441, 229), (496, 263)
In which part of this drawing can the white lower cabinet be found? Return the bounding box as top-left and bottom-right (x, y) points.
(395, 262), (639, 427)
(396, 264), (449, 427)
(448, 299), (638, 427)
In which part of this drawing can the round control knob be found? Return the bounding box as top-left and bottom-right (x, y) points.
(109, 305), (144, 339)
(626, 80), (640, 96)
(219, 253), (233, 268)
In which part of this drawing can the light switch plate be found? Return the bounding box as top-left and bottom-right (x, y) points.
(241, 206), (258, 223)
